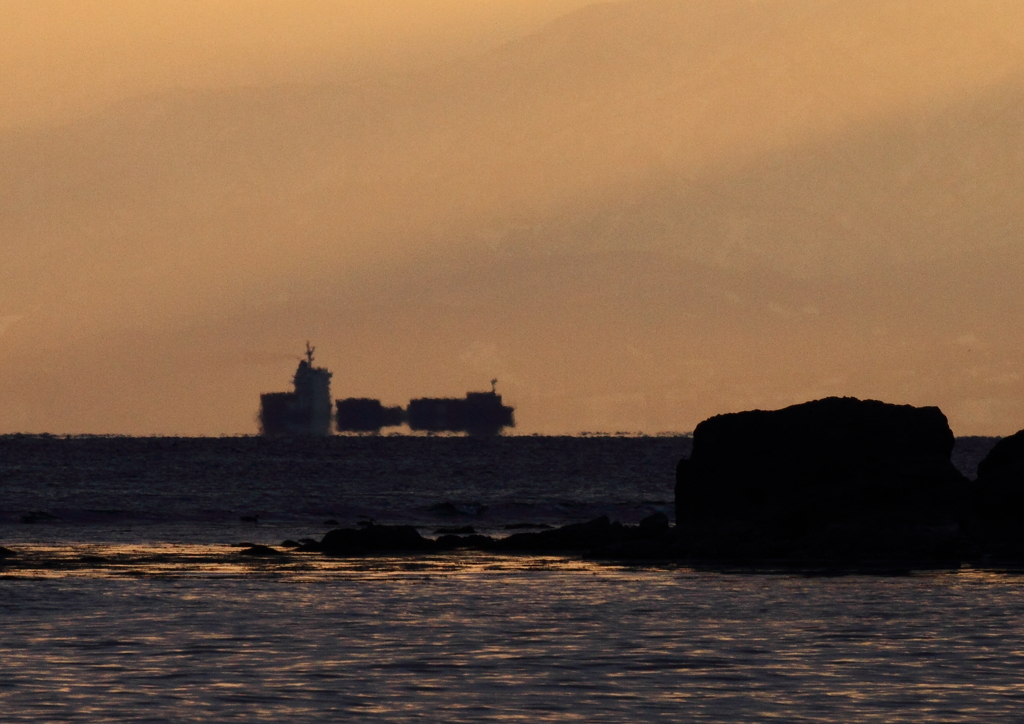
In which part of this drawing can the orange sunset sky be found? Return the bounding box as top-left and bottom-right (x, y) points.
(3, 0), (1024, 436)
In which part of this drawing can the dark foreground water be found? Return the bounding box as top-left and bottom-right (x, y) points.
(4, 564), (1024, 722)
(2, 434), (1018, 722)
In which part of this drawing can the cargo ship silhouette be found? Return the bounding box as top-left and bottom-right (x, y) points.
(259, 344), (514, 436)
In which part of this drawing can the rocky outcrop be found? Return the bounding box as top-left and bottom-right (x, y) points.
(494, 516), (622, 552)
(674, 397), (970, 561)
(306, 515), (675, 556)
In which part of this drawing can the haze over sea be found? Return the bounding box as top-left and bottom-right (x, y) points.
(3, 434), (1023, 721)
(4, 0), (1024, 436)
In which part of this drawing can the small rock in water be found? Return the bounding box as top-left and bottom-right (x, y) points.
(296, 538), (323, 552)
(321, 524), (434, 554)
(0, 546), (16, 558)
(239, 544), (284, 557)
(496, 516), (621, 552)
(436, 533), (495, 550)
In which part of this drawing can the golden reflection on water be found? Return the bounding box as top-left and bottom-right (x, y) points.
(6, 543), (1024, 582)
(0, 543), (624, 580)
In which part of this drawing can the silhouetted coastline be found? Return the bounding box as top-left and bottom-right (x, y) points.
(247, 397), (1024, 567)
(3, 396), (1023, 571)
(267, 397), (1023, 567)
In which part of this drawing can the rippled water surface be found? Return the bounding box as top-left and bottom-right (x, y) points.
(3, 561), (1024, 722)
(0, 436), (685, 544)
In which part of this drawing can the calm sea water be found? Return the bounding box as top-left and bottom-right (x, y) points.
(0, 436), (685, 545)
(2, 435), (1018, 722)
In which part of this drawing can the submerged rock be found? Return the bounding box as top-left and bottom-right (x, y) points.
(428, 502), (489, 517)
(20, 511), (60, 524)
(496, 514), (675, 553)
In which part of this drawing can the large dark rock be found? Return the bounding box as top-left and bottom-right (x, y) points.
(974, 429), (1024, 518)
(977, 430), (1024, 482)
(675, 397), (969, 560)
(968, 430), (1024, 551)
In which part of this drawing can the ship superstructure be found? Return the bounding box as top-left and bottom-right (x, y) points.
(259, 343), (333, 436)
